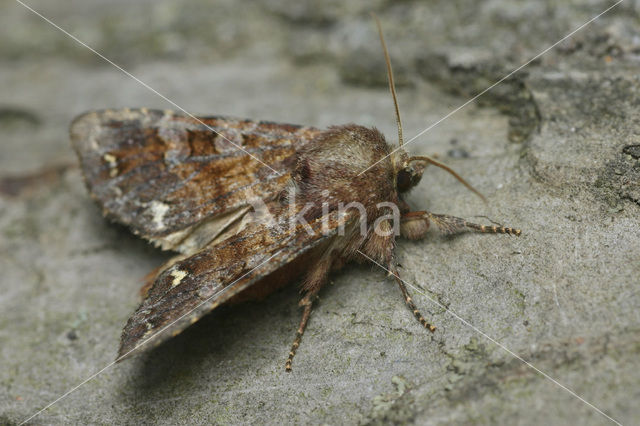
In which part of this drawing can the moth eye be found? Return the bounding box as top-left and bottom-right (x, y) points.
(397, 169), (413, 192)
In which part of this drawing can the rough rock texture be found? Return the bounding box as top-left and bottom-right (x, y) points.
(1, 0), (638, 424)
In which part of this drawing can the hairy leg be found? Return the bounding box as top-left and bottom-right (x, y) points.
(285, 291), (317, 372)
(284, 251), (336, 371)
(390, 264), (435, 332)
(401, 211), (521, 240)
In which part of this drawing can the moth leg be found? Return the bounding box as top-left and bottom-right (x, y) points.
(401, 211), (521, 239)
(391, 265), (436, 332)
(285, 291), (317, 372)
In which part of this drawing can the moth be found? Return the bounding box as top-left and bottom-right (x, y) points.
(70, 17), (520, 371)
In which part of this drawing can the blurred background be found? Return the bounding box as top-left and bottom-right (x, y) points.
(3, 0), (639, 172)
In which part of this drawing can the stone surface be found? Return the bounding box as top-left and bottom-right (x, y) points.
(1, 0), (638, 424)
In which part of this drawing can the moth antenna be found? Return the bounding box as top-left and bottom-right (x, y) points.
(372, 13), (404, 147)
(409, 155), (487, 204)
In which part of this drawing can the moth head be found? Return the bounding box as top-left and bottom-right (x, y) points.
(394, 152), (426, 193)
(375, 14), (486, 202)
(391, 152), (485, 200)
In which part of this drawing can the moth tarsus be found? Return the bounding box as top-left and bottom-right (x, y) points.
(285, 292), (316, 372)
(71, 16), (521, 371)
(393, 268), (436, 332)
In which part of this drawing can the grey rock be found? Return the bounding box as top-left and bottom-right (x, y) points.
(1, 0), (638, 424)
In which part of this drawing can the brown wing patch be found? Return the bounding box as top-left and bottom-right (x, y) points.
(118, 206), (357, 359)
(70, 109), (322, 249)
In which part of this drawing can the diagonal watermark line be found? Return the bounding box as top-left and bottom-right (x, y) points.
(19, 250), (283, 425)
(14, 0), (282, 176)
(356, 250), (622, 426)
(358, 0), (625, 176)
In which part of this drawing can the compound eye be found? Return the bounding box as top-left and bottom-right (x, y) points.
(397, 168), (413, 192)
